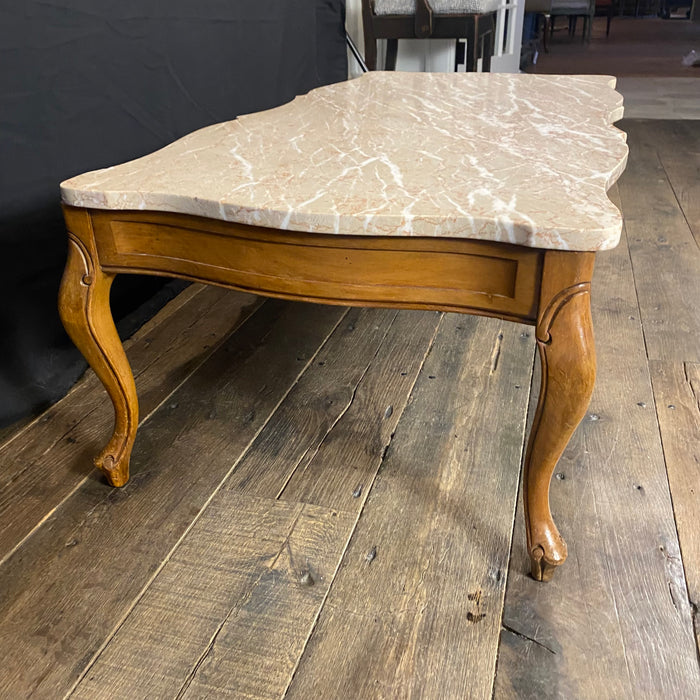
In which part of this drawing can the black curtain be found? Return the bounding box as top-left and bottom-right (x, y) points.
(0, 0), (347, 426)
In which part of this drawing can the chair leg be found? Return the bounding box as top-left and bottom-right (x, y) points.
(543, 14), (550, 52)
(465, 17), (478, 72)
(365, 41), (378, 70)
(361, 0), (378, 70)
(385, 38), (399, 70)
(481, 15), (495, 72)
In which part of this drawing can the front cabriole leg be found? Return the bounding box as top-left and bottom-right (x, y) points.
(524, 251), (596, 581)
(58, 208), (138, 487)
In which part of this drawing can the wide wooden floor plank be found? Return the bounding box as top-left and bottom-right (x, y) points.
(0, 285), (261, 564)
(245, 309), (441, 510)
(650, 360), (700, 653)
(659, 152), (700, 250)
(285, 314), (535, 699)
(617, 120), (700, 362)
(0, 300), (344, 698)
(71, 495), (354, 700)
(0, 414), (34, 452)
(494, 229), (700, 699)
(222, 307), (419, 501)
(178, 503), (354, 700)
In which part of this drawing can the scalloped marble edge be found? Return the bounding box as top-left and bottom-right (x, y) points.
(61, 72), (628, 252)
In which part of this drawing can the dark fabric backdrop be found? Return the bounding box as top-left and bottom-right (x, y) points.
(0, 0), (347, 426)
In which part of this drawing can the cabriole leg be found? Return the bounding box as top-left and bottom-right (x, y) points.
(58, 213), (138, 487)
(524, 251), (596, 581)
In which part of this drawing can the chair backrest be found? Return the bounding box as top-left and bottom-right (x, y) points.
(549, 0), (593, 10)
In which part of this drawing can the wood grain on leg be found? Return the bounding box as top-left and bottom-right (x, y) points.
(524, 251), (596, 581)
(58, 208), (137, 487)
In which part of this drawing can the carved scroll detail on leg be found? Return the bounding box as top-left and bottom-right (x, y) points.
(536, 282), (591, 344)
(58, 232), (138, 487)
(524, 252), (596, 581)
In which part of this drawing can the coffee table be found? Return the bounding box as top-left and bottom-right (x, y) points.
(59, 72), (627, 581)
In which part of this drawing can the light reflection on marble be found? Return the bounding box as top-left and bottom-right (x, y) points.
(61, 72), (628, 251)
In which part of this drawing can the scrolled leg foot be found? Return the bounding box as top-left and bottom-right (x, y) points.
(527, 476), (569, 581)
(529, 538), (567, 582)
(524, 252), (596, 582)
(96, 449), (131, 489)
(58, 222), (138, 487)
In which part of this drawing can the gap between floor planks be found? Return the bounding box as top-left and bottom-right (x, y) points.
(650, 361), (700, 655)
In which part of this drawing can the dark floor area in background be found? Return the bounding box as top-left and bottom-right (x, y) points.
(528, 15), (700, 76)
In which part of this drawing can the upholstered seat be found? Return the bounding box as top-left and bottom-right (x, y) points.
(373, 0), (500, 13)
(551, 0), (590, 9)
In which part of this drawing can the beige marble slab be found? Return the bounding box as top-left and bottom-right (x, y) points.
(61, 72), (627, 251)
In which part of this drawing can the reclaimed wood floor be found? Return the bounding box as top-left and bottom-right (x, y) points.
(1, 120), (699, 699)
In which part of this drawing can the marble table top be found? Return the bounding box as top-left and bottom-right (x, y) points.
(61, 72), (628, 252)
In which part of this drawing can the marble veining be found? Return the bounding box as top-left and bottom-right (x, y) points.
(61, 72), (628, 251)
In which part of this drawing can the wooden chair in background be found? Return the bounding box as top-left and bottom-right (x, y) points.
(525, 0), (553, 54)
(361, 0), (500, 72)
(595, 0), (616, 36)
(529, 0), (612, 47)
(549, 0), (595, 40)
